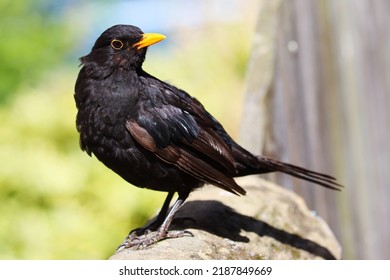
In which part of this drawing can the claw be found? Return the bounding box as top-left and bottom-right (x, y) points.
(117, 229), (192, 250)
(117, 193), (190, 250)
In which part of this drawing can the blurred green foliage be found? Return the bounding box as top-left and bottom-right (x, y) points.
(0, 73), (165, 258)
(0, 1), (255, 259)
(0, 0), (72, 104)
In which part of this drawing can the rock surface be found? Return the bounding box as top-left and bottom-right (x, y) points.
(110, 176), (341, 260)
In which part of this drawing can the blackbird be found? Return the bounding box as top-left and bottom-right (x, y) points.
(74, 24), (341, 248)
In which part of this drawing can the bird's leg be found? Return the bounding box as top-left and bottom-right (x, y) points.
(119, 192), (190, 249)
(127, 192), (175, 238)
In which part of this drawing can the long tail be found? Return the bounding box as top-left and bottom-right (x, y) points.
(257, 156), (343, 191)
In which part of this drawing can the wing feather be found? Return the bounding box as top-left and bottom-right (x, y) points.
(126, 120), (245, 195)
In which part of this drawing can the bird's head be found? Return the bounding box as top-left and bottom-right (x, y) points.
(80, 25), (165, 71)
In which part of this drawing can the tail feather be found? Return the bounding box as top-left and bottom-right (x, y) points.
(259, 157), (343, 191)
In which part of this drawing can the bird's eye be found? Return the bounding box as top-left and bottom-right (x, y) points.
(111, 39), (124, 50)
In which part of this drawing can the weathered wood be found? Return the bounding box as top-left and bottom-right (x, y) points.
(240, 0), (390, 259)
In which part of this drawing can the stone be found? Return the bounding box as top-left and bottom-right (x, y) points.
(110, 176), (341, 260)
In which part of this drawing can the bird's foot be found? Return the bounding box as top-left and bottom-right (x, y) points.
(117, 229), (191, 251)
(117, 216), (195, 250)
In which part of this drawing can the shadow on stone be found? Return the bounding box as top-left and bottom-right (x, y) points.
(171, 200), (336, 260)
(110, 178), (341, 260)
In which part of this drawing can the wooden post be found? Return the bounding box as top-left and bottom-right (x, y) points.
(240, 0), (390, 259)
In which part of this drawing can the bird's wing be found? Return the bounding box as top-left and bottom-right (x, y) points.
(125, 103), (246, 195)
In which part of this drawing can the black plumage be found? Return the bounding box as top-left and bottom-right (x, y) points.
(74, 25), (341, 248)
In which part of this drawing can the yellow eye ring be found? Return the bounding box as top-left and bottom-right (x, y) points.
(111, 39), (124, 50)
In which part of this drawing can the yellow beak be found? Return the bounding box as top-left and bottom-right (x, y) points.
(133, 33), (166, 50)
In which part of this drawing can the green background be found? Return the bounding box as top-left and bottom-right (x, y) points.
(0, 0), (257, 259)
